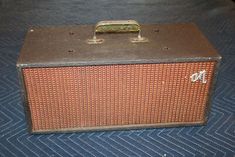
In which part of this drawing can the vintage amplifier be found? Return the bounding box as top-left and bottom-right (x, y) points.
(17, 20), (221, 133)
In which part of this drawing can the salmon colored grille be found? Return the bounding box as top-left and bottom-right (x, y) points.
(23, 62), (215, 131)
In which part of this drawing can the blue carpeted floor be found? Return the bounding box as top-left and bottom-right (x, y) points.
(0, 0), (235, 156)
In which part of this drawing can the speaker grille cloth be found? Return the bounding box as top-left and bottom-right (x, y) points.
(23, 62), (215, 131)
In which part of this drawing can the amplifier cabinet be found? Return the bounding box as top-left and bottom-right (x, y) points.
(17, 21), (221, 133)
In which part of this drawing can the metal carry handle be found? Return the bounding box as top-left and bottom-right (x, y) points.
(87, 20), (148, 44)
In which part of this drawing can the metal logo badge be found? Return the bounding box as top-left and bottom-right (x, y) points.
(190, 70), (207, 83)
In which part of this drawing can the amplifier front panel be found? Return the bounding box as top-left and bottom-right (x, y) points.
(22, 62), (216, 132)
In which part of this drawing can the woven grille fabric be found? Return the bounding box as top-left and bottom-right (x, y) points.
(23, 62), (215, 132)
